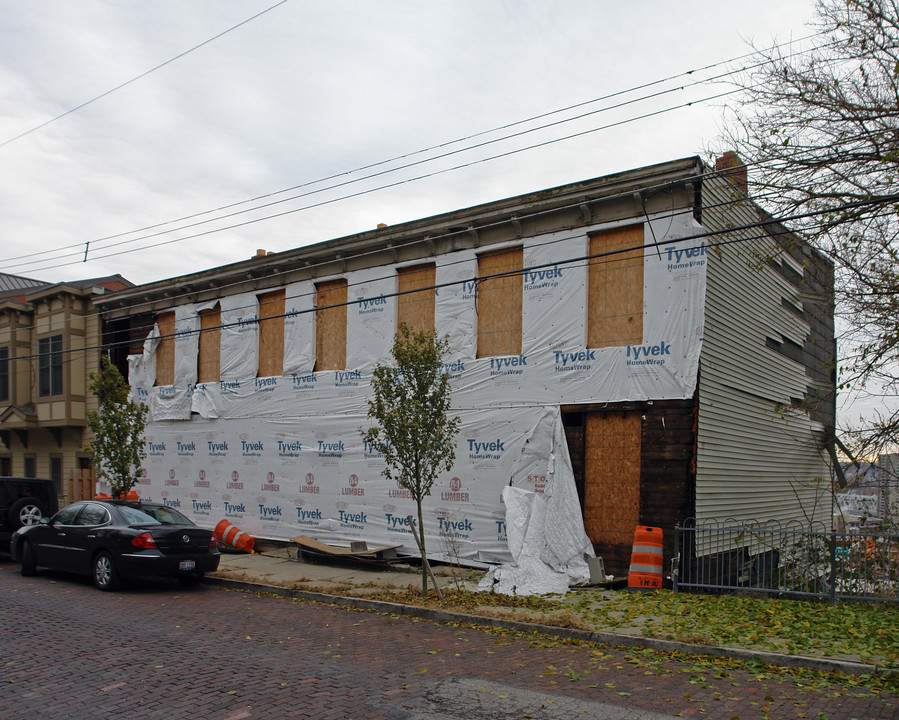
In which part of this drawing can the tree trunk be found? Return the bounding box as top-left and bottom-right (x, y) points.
(416, 496), (427, 595)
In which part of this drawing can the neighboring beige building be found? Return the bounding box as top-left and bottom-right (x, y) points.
(0, 273), (133, 501)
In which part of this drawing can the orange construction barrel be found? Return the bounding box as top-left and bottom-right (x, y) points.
(627, 525), (663, 590)
(214, 519), (255, 553)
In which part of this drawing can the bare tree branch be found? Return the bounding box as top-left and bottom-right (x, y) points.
(717, 0), (899, 457)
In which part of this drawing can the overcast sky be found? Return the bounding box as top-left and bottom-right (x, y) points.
(10, 1), (887, 429)
(0, 0), (819, 286)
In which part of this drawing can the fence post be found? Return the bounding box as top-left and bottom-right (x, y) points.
(672, 524), (680, 592)
(829, 531), (837, 605)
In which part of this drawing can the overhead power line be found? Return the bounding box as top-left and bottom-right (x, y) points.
(0, 145), (870, 340)
(0, 0), (290, 150)
(0, 78), (815, 276)
(7, 193), (894, 366)
(0, 31), (829, 275)
(0, 165), (779, 339)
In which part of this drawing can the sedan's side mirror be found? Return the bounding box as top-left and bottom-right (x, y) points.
(40, 517), (51, 526)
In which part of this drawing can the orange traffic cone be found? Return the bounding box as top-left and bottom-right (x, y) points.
(627, 525), (664, 590)
(214, 519), (255, 553)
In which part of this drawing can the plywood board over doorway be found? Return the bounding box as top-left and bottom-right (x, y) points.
(583, 411), (642, 563)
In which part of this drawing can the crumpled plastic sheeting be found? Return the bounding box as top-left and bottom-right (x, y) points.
(149, 386), (192, 421)
(174, 305), (199, 388)
(126, 324), (159, 403)
(190, 382), (220, 419)
(220, 292), (258, 381)
(479, 414), (593, 596)
(541, 414), (594, 571)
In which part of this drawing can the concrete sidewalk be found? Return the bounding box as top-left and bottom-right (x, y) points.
(210, 541), (483, 594)
(206, 542), (892, 680)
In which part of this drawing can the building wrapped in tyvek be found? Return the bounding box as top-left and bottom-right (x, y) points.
(95, 156), (835, 575)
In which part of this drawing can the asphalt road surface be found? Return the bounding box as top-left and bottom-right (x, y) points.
(1, 561), (895, 720)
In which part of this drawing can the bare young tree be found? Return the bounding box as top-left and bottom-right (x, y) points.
(718, 0), (899, 457)
(362, 323), (461, 595)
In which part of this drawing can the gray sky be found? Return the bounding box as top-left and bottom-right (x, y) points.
(0, 0), (818, 285)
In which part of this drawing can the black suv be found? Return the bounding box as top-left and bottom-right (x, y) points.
(0, 477), (59, 549)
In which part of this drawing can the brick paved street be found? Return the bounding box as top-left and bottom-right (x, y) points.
(1, 562), (896, 720)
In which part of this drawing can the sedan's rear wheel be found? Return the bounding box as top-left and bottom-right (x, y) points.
(20, 541), (37, 577)
(93, 551), (121, 591)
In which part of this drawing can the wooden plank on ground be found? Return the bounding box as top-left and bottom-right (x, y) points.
(291, 535), (401, 558)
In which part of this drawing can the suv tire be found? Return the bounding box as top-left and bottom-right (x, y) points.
(8, 497), (48, 531)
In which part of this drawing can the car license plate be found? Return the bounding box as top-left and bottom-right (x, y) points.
(179, 560), (196, 571)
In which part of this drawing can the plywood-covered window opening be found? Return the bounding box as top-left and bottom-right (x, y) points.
(315, 279), (347, 371)
(197, 304), (221, 383)
(396, 263), (436, 334)
(584, 411), (642, 547)
(476, 247), (522, 357)
(257, 289), (285, 377)
(154, 311), (175, 386)
(587, 224), (644, 348)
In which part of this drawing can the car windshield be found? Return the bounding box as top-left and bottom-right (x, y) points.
(119, 505), (192, 526)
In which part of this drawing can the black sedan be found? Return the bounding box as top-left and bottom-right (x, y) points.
(10, 500), (220, 591)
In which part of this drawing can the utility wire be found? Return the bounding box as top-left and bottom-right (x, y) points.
(1, 128), (875, 346)
(0, 0), (290, 150)
(0, 153), (865, 339)
(0, 31), (830, 271)
(0, 87), (746, 275)
(0, 165), (755, 345)
(7, 193), (894, 365)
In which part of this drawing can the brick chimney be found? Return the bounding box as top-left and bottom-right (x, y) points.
(714, 151), (748, 196)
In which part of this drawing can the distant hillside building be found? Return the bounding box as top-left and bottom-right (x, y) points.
(94, 156), (835, 574)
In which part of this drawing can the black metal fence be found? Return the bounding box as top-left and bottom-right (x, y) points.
(673, 518), (899, 604)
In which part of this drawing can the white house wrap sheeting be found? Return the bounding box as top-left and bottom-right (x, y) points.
(479, 415), (594, 595)
(128, 215), (708, 569)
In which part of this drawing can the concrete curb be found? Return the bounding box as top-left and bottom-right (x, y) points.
(203, 575), (894, 679)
